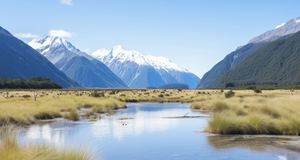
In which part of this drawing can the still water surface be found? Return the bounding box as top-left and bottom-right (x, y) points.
(19, 103), (300, 160)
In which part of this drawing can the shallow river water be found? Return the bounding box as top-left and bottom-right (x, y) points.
(19, 103), (300, 160)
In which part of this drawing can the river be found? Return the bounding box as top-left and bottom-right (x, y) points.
(19, 103), (300, 160)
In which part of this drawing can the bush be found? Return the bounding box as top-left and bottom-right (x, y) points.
(22, 95), (31, 98)
(109, 90), (116, 95)
(224, 90), (235, 98)
(254, 88), (262, 93)
(90, 90), (104, 97)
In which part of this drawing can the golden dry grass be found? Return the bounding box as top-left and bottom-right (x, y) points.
(0, 90), (126, 124)
(191, 90), (300, 135)
(0, 125), (93, 160)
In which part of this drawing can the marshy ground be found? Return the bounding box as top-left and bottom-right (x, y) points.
(191, 89), (300, 135)
(0, 88), (300, 159)
(0, 88), (220, 124)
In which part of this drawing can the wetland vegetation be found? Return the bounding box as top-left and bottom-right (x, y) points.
(1, 88), (300, 159)
(191, 89), (300, 135)
(0, 125), (93, 160)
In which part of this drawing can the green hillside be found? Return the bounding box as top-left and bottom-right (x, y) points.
(0, 77), (62, 89)
(216, 31), (300, 88)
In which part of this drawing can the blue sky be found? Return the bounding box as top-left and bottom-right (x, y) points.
(1, 0), (300, 78)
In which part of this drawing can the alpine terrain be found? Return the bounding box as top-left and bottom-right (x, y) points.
(197, 16), (300, 89)
(28, 37), (128, 88)
(0, 26), (80, 88)
(91, 46), (200, 88)
(216, 30), (300, 87)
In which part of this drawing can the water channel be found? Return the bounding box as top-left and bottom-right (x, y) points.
(19, 103), (300, 160)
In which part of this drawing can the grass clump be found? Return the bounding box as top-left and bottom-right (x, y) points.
(0, 125), (93, 160)
(260, 106), (280, 119)
(193, 93), (300, 135)
(213, 102), (229, 112)
(64, 109), (79, 121)
(34, 111), (62, 119)
(22, 95), (31, 98)
(90, 90), (104, 97)
(225, 90), (235, 98)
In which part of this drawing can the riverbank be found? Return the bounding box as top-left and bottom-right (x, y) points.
(0, 90), (127, 125)
(0, 88), (221, 125)
(191, 90), (300, 135)
(0, 125), (93, 160)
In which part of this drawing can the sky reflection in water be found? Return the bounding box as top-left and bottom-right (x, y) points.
(19, 103), (299, 160)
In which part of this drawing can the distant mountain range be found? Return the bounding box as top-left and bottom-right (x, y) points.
(216, 30), (300, 87)
(0, 26), (80, 88)
(197, 16), (300, 89)
(28, 37), (128, 88)
(91, 46), (200, 88)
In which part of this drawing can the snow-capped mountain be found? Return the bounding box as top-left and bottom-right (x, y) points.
(197, 16), (300, 89)
(0, 26), (80, 88)
(249, 17), (300, 43)
(28, 37), (128, 88)
(91, 46), (200, 88)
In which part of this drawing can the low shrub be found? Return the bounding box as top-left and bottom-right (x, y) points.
(225, 90), (235, 98)
(22, 95), (31, 98)
(254, 88), (262, 93)
(90, 90), (104, 97)
(158, 94), (164, 97)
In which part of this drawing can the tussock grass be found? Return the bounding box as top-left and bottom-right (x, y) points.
(63, 109), (79, 121)
(0, 125), (93, 160)
(1, 89), (294, 126)
(0, 92), (126, 124)
(190, 101), (229, 112)
(192, 92), (300, 135)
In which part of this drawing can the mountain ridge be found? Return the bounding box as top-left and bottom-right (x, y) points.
(197, 16), (300, 89)
(216, 30), (300, 87)
(0, 26), (80, 88)
(91, 46), (200, 88)
(29, 37), (128, 88)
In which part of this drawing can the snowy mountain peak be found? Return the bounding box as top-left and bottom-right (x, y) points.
(91, 48), (109, 57)
(295, 18), (300, 23)
(249, 16), (300, 43)
(29, 36), (77, 54)
(91, 46), (200, 88)
(91, 46), (189, 72)
(112, 45), (124, 51)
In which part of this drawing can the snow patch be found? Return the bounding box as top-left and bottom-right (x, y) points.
(275, 23), (285, 29)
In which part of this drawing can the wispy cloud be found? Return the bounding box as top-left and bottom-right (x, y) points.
(49, 30), (76, 38)
(14, 33), (40, 39)
(59, 0), (73, 6)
